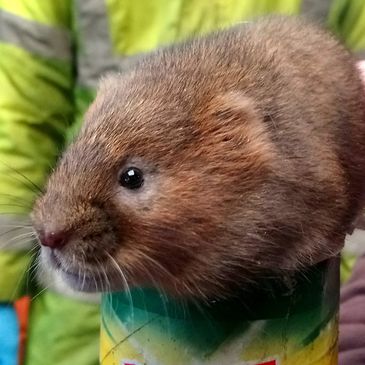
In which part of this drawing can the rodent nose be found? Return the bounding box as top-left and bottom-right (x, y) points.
(38, 229), (69, 249)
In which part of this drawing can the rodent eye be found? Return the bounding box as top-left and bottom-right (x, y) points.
(118, 167), (144, 190)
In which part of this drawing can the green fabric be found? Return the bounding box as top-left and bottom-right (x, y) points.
(106, 0), (300, 56)
(0, 0), (72, 29)
(0, 44), (73, 215)
(0, 251), (32, 301)
(67, 87), (96, 145)
(327, 0), (365, 52)
(24, 290), (100, 365)
(341, 253), (358, 284)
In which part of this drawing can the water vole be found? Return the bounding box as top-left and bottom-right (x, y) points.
(32, 16), (365, 300)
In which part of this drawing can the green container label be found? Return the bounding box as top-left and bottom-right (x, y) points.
(100, 258), (339, 365)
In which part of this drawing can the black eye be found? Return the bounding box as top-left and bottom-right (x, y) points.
(118, 167), (144, 190)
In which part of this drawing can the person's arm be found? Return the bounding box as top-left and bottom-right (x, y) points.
(0, 1), (74, 300)
(339, 254), (365, 364)
(339, 59), (365, 364)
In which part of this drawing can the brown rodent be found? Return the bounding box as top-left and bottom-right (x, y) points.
(32, 16), (365, 300)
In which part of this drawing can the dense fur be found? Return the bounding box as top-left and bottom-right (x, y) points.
(33, 16), (365, 299)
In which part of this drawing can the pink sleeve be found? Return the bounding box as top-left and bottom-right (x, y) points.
(339, 61), (365, 365)
(339, 254), (365, 364)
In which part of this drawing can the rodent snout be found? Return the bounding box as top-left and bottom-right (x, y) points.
(38, 229), (70, 249)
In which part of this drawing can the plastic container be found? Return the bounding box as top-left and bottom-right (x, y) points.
(100, 258), (339, 365)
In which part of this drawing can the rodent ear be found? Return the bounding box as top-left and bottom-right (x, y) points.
(210, 91), (260, 126)
(204, 91), (275, 160)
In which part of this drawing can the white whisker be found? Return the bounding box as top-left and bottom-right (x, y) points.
(105, 251), (134, 317)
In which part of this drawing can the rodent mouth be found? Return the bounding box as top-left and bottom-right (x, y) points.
(60, 269), (103, 292)
(48, 250), (106, 292)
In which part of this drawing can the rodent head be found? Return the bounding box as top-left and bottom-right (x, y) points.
(31, 17), (365, 300)
(32, 59), (344, 300)
(32, 68), (283, 299)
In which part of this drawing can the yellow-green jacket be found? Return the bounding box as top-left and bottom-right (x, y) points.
(0, 1), (364, 364)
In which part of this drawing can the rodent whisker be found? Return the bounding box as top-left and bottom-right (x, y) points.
(134, 258), (171, 318)
(7, 263), (30, 301)
(31, 283), (50, 302)
(5, 231), (37, 242)
(0, 223), (32, 228)
(0, 193), (34, 207)
(71, 252), (76, 269)
(77, 260), (82, 292)
(0, 231), (37, 250)
(94, 265), (103, 292)
(91, 271), (99, 292)
(0, 226), (32, 238)
(0, 203), (35, 209)
(94, 256), (109, 292)
(25, 251), (39, 292)
(135, 250), (177, 283)
(0, 211), (36, 216)
(0, 159), (43, 195)
(100, 261), (111, 292)
(134, 250), (211, 307)
(81, 254), (87, 291)
(82, 271), (86, 292)
(104, 251), (134, 310)
(27, 245), (40, 255)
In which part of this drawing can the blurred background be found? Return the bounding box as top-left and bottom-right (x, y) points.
(0, 1), (364, 364)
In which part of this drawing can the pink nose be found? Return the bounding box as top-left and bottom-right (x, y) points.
(38, 230), (69, 249)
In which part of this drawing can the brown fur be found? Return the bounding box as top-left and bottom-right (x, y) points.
(32, 16), (365, 299)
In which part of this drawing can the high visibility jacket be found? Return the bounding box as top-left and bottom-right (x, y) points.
(0, 1), (364, 365)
